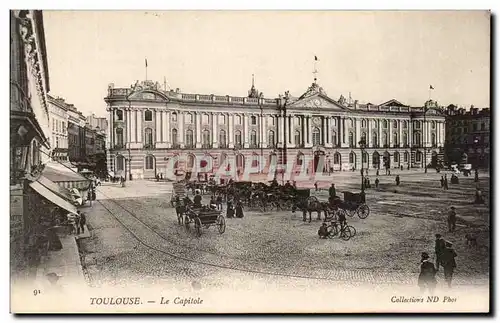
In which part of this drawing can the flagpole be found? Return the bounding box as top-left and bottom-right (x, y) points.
(145, 58), (148, 81)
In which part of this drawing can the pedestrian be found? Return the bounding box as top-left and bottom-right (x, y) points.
(395, 175), (400, 186)
(440, 176), (444, 188)
(75, 212), (81, 235)
(376, 169), (379, 176)
(226, 199), (234, 218)
(193, 191), (202, 208)
(329, 184), (336, 199)
(443, 174), (449, 190)
(78, 212), (86, 234)
(441, 241), (458, 288)
(216, 194), (223, 210)
(400, 165), (403, 171)
(375, 178), (379, 188)
(235, 200), (244, 218)
(418, 252), (437, 294)
(314, 181), (319, 191)
(447, 206), (457, 233)
(434, 233), (446, 271)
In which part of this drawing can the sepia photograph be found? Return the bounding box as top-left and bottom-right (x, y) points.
(9, 9), (491, 314)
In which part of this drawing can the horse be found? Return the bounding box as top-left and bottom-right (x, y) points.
(292, 199), (331, 223)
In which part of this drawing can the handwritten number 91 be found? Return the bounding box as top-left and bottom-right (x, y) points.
(33, 289), (41, 296)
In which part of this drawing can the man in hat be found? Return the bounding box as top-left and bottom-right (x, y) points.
(434, 234), (446, 271)
(441, 241), (458, 288)
(418, 252), (437, 293)
(447, 206), (457, 233)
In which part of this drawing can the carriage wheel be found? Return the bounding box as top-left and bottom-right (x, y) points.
(347, 225), (356, 238)
(340, 226), (352, 241)
(327, 225), (338, 238)
(357, 204), (370, 219)
(184, 215), (190, 231)
(195, 218), (202, 237)
(217, 215), (226, 234)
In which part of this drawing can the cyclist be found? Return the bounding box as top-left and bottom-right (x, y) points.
(318, 222), (329, 239)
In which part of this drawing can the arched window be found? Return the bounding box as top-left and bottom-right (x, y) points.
(362, 152), (368, 163)
(333, 152), (341, 164)
(185, 113), (193, 124)
(403, 120), (408, 129)
(414, 132), (421, 146)
(403, 132), (408, 147)
(404, 152), (409, 162)
(294, 130), (301, 145)
(415, 121), (421, 129)
(383, 120), (388, 128)
(415, 151), (422, 162)
(236, 115), (242, 125)
(144, 128), (153, 146)
(171, 112), (177, 122)
(236, 154), (244, 168)
(312, 127), (321, 146)
(219, 115), (226, 124)
(372, 132), (378, 147)
(250, 130), (257, 146)
(171, 129), (178, 145)
(361, 132), (367, 143)
(349, 152), (356, 164)
(116, 109), (123, 121)
(394, 151), (400, 162)
(144, 110), (153, 121)
(331, 118), (337, 126)
(393, 132), (398, 146)
(185, 129), (194, 147)
(251, 153), (259, 167)
(296, 153), (303, 166)
(296, 116), (301, 125)
(235, 130), (242, 146)
(219, 129), (226, 146)
(202, 129), (210, 145)
(202, 114), (209, 124)
(361, 119), (367, 127)
(372, 152), (380, 167)
(393, 120), (398, 128)
(145, 155), (154, 169)
(250, 116), (257, 125)
(187, 154), (195, 168)
(348, 132), (354, 147)
(220, 153), (227, 166)
(431, 133), (436, 146)
(382, 132), (388, 147)
(268, 130), (275, 145)
(116, 155), (125, 171)
(116, 128), (124, 146)
(332, 131), (337, 146)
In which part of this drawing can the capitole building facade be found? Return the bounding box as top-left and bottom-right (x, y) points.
(105, 78), (446, 180)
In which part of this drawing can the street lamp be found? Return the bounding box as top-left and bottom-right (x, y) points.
(359, 138), (367, 193)
(127, 148), (132, 180)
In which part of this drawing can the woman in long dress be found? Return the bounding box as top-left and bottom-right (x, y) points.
(418, 252), (437, 293)
(226, 199), (234, 218)
(235, 200), (244, 218)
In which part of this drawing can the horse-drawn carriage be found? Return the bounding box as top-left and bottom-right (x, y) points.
(183, 206), (226, 237)
(330, 191), (370, 219)
(169, 182), (187, 207)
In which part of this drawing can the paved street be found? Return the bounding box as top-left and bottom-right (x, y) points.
(78, 170), (490, 293)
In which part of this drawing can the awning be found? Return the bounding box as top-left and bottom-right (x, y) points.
(42, 161), (92, 190)
(30, 180), (77, 214)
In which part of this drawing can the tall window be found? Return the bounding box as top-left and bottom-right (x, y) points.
(312, 127), (321, 146)
(382, 133), (388, 146)
(362, 152), (368, 163)
(334, 152), (341, 164)
(404, 152), (409, 162)
(171, 129), (178, 145)
(416, 152), (422, 162)
(186, 130), (194, 147)
(116, 128), (124, 146)
(431, 133), (436, 146)
(332, 131), (337, 146)
(294, 131), (301, 145)
(432, 121), (436, 129)
(235, 130), (242, 146)
(268, 130), (275, 145)
(350, 119), (354, 127)
(202, 114), (209, 124)
(186, 113), (193, 124)
(115, 155), (124, 171)
(415, 121), (421, 129)
(414, 132), (421, 146)
(145, 110), (153, 121)
(219, 130), (226, 146)
(250, 130), (257, 146)
(236, 154), (244, 168)
(403, 120), (408, 129)
(403, 133), (408, 146)
(145, 155), (154, 169)
(372, 152), (380, 167)
(202, 130), (210, 145)
(236, 115), (242, 125)
(296, 153), (303, 166)
(372, 132), (378, 147)
(393, 120), (398, 128)
(394, 151), (400, 162)
(268, 116), (274, 125)
(349, 152), (355, 164)
(171, 112), (177, 122)
(144, 128), (153, 146)
(361, 119), (367, 127)
(116, 109), (123, 121)
(187, 154), (195, 168)
(219, 115), (226, 124)
(348, 132), (354, 147)
(250, 116), (257, 125)
(383, 120), (388, 128)
(393, 132), (398, 146)
(296, 116), (301, 125)
(361, 132), (367, 143)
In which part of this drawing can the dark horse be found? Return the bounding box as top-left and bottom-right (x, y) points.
(292, 199), (331, 223)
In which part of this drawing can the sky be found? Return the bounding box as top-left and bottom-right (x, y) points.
(42, 10), (491, 117)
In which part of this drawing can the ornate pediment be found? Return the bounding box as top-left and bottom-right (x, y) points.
(380, 99), (407, 107)
(289, 94), (347, 111)
(127, 90), (169, 102)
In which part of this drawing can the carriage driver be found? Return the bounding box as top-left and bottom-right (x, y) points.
(193, 190), (202, 208)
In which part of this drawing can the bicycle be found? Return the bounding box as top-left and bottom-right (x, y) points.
(326, 220), (356, 241)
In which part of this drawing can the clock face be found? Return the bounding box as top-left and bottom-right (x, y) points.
(313, 99), (321, 107)
(313, 117), (320, 124)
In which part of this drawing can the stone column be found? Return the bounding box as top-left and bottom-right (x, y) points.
(137, 109), (142, 143)
(368, 119), (373, 147)
(195, 113), (202, 148)
(408, 120), (413, 147)
(389, 120), (393, 148)
(178, 111), (184, 148)
(399, 120), (403, 148)
(355, 118), (361, 148)
(155, 110), (161, 143)
(212, 113), (218, 148)
(131, 109), (136, 143)
(243, 114), (249, 148)
(378, 120), (383, 149)
(307, 116), (313, 147)
(108, 109), (113, 148)
(260, 114), (265, 146)
(326, 117), (332, 147)
(228, 114), (234, 148)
